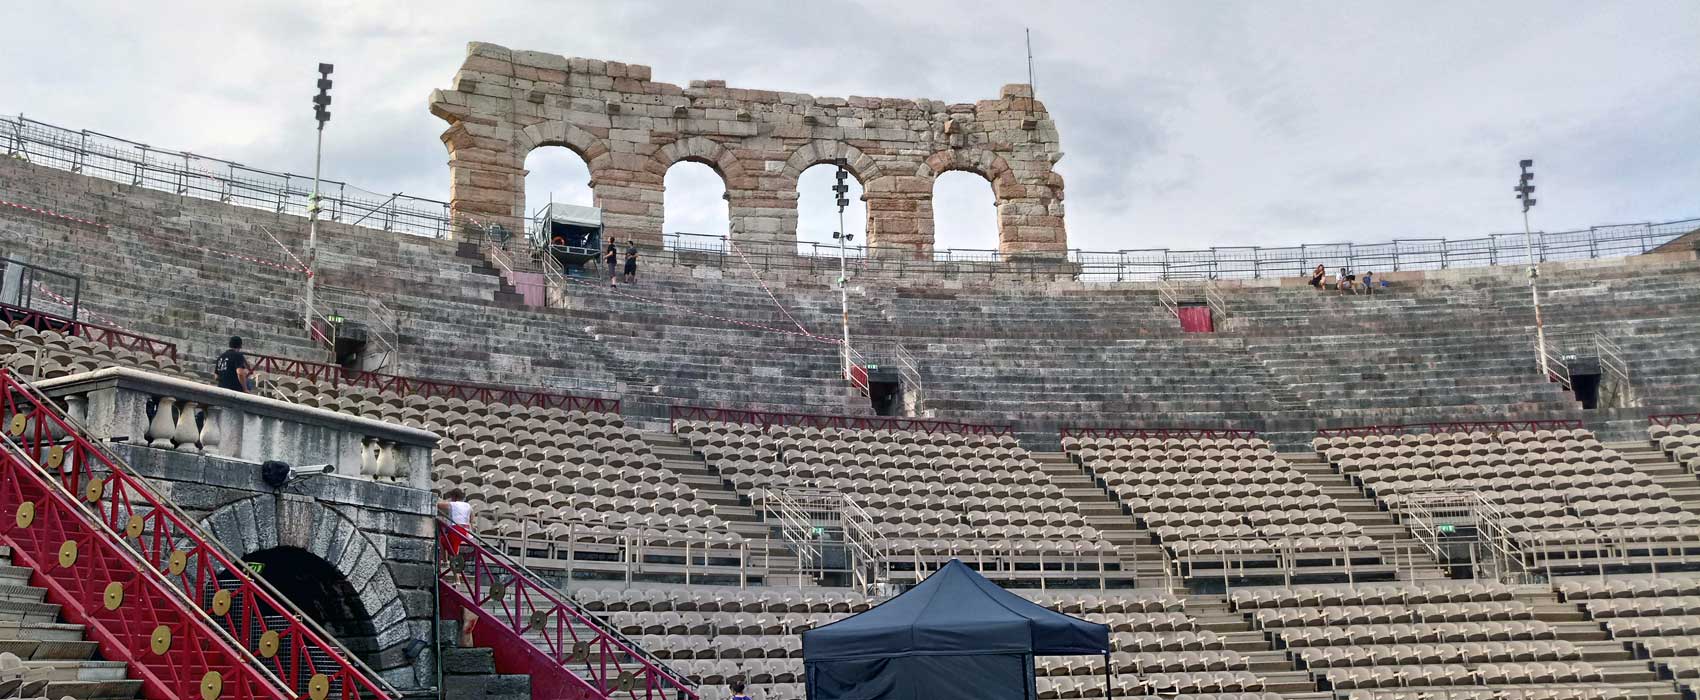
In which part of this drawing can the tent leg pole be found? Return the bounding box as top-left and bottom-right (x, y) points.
(1104, 652), (1113, 698)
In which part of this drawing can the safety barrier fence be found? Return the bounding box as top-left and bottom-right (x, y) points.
(1061, 426), (1259, 441)
(0, 369), (394, 699)
(1, 301), (178, 361)
(477, 516), (770, 589)
(437, 519), (700, 700)
(7, 114), (1695, 279)
(1649, 413), (1700, 427)
(664, 217), (1699, 281)
(1164, 537), (1439, 592)
(249, 352), (619, 413)
(1314, 419), (1586, 438)
(2, 114), (454, 238)
(889, 538), (1118, 591)
(670, 404), (1013, 436)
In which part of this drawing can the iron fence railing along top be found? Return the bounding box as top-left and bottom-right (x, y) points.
(6, 113), (1695, 281)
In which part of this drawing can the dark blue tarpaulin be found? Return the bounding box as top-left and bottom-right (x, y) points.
(802, 559), (1110, 700)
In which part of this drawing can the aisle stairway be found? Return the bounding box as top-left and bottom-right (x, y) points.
(0, 546), (140, 700)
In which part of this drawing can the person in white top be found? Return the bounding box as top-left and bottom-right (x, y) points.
(436, 489), (478, 646)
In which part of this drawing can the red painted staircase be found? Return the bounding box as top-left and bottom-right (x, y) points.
(0, 369), (394, 700)
(437, 522), (698, 700)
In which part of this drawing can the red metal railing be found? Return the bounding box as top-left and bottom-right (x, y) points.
(1, 302), (178, 361)
(0, 370), (394, 699)
(0, 383), (287, 700)
(669, 405), (1013, 436)
(1650, 413), (1700, 427)
(437, 522), (699, 700)
(1060, 426), (1258, 440)
(1315, 419), (1587, 437)
(249, 352), (620, 413)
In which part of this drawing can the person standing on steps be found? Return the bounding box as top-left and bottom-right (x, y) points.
(726, 678), (753, 700)
(214, 335), (251, 392)
(605, 242), (620, 287)
(436, 489), (479, 647)
(623, 240), (639, 284)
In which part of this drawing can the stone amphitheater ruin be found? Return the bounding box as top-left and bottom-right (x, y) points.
(0, 40), (1699, 700)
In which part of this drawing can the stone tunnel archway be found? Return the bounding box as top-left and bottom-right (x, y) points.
(199, 496), (419, 680)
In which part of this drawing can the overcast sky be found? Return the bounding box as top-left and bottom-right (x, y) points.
(5, 1), (1697, 253)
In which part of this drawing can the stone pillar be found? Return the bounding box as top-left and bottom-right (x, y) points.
(441, 122), (526, 240)
(729, 188), (798, 255)
(593, 170), (665, 252)
(864, 175), (935, 258)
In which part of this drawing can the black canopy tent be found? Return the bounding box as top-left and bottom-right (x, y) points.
(802, 559), (1112, 700)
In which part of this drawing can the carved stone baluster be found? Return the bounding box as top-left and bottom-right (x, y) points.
(198, 405), (222, 456)
(359, 437), (377, 478)
(64, 393), (88, 424)
(148, 396), (177, 448)
(174, 401), (201, 452)
(377, 440), (397, 481)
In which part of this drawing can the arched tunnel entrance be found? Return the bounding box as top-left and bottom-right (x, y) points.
(225, 546), (381, 668)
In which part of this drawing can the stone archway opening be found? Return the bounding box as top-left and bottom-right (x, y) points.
(795, 163), (866, 256)
(662, 160), (731, 250)
(932, 170), (1000, 256)
(234, 546), (381, 667)
(524, 146), (594, 219)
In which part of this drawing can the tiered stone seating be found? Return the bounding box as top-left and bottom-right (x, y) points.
(1063, 434), (1380, 580)
(675, 419), (1125, 584)
(1228, 577), (1660, 696)
(1317, 427), (1700, 571)
(1650, 417), (1700, 472)
(0, 545), (143, 699)
(0, 324), (190, 380)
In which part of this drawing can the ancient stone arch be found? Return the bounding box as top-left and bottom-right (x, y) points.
(430, 42), (1068, 258)
(199, 496), (414, 673)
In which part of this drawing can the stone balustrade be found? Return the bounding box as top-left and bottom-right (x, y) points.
(34, 367), (438, 488)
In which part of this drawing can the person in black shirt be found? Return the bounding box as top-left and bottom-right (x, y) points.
(215, 336), (250, 392)
(623, 240), (639, 284)
(605, 242), (620, 287)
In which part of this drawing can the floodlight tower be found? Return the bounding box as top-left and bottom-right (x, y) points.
(1515, 159), (1547, 379)
(304, 62), (333, 333)
(830, 159), (853, 378)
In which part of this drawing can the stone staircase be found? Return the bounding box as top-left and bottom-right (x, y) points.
(1032, 451), (1171, 587)
(436, 620), (532, 700)
(0, 546), (142, 700)
(640, 432), (804, 585)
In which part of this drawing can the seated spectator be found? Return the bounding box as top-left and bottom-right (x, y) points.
(1336, 267), (1356, 293)
(1308, 264), (1326, 289)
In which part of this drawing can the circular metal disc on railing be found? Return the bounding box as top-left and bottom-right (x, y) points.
(167, 549), (188, 575)
(200, 671), (222, 700)
(125, 515), (144, 539)
(617, 671), (636, 692)
(14, 501), (33, 528)
(528, 610), (548, 628)
(103, 582), (124, 610)
(308, 673), (330, 700)
(57, 540), (77, 568)
(570, 640), (590, 663)
(46, 445), (63, 468)
(8, 414), (26, 436)
(211, 589), (232, 616)
(258, 630), (281, 658)
(84, 477), (104, 503)
(150, 624), (172, 654)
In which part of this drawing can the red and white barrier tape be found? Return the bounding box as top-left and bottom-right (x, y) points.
(726, 238), (822, 340)
(0, 198), (109, 229)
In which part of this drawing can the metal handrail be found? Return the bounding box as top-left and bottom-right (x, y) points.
(249, 351), (618, 411)
(0, 405), (295, 700)
(7, 114), (1694, 280)
(0, 369), (397, 698)
(438, 519), (701, 699)
(670, 404), (1013, 435)
(1156, 278), (1179, 318)
(1315, 419), (1586, 437)
(1061, 426), (1260, 440)
(0, 301), (178, 361)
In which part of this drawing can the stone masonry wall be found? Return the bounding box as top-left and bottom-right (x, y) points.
(429, 42), (1069, 258)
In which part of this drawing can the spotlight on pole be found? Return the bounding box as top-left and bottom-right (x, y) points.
(313, 63), (334, 126)
(1514, 158), (1548, 379)
(303, 62), (334, 333)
